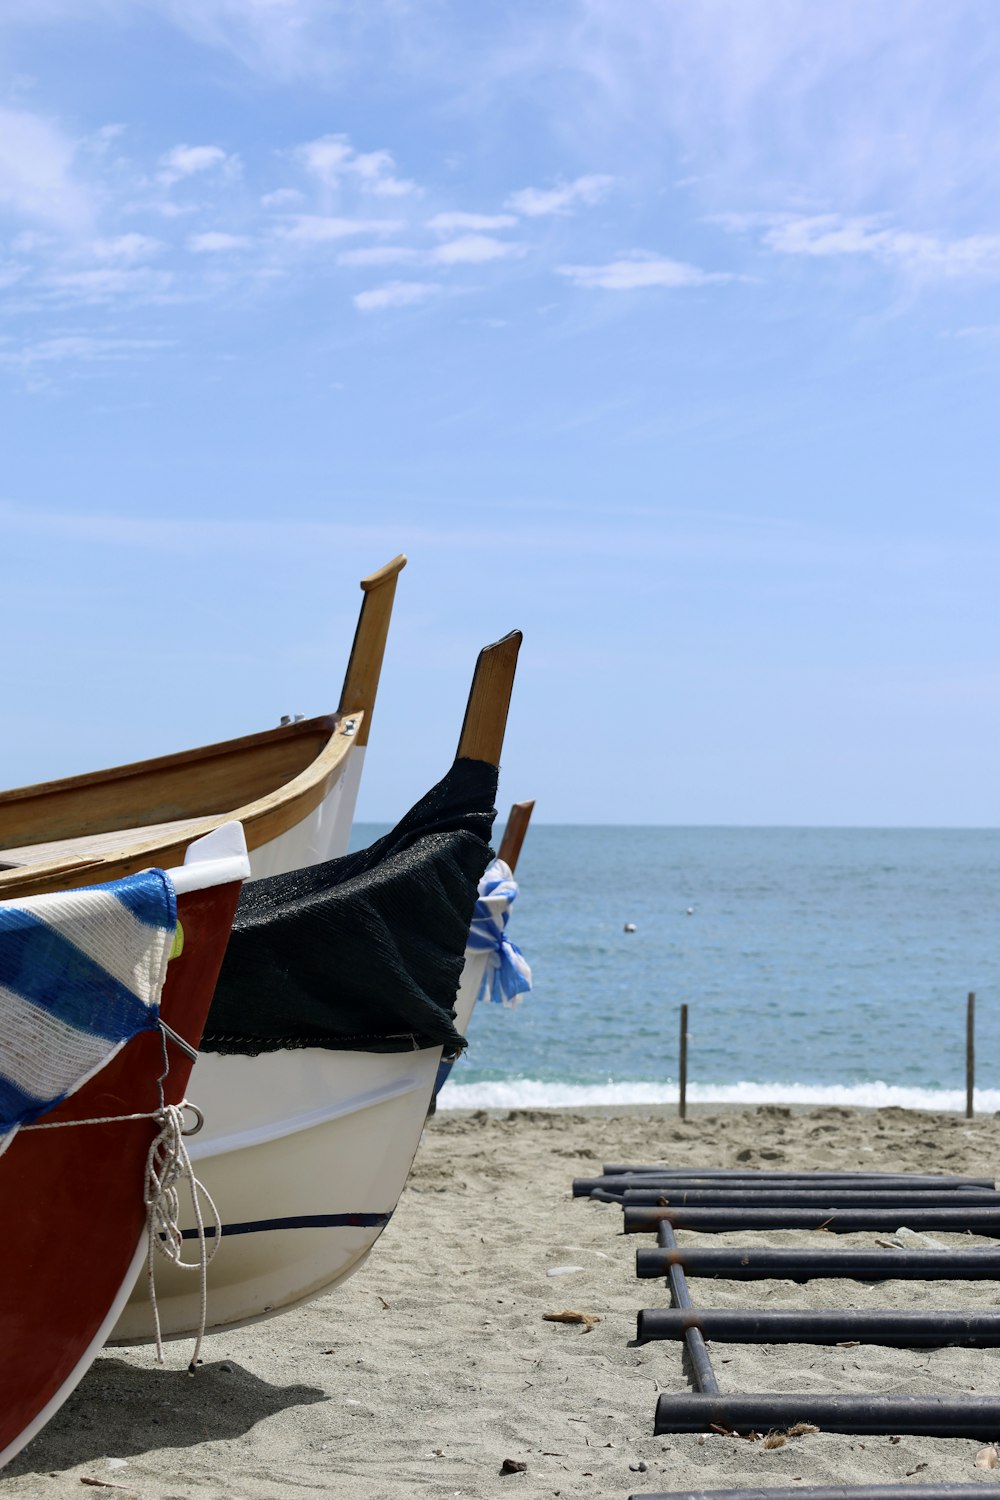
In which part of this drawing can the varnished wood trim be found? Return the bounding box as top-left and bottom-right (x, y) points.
(338, 554), (406, 747)
(359, 554), (407, 593)
(456, 631), (522, 768)
(0, 713), (340, 845)
(0, 551), (403, 846)
(497, 800), (535, 873)
(0, 712), (364, 900)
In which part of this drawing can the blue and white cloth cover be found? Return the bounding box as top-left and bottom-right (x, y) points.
(0, 869), (177, 1149)
(467, 858), (532, 1007)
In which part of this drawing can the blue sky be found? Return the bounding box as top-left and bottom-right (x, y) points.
(1, 1), (997, 826)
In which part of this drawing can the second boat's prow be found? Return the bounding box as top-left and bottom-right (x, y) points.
(112, 629), (523, 1342)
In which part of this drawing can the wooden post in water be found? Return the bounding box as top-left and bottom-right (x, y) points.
(966, 991), (976, 1120)
(679, 1004), (689, 1120)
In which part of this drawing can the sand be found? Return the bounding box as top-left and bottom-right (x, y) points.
(3, 1104), (999, 1499)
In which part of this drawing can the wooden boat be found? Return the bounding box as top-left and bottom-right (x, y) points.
(0, 555), (406, 899)
(112, 631), (521, 1342)
(0, 822), (251, 1469)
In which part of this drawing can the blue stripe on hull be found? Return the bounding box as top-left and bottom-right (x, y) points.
(179, 1211), (393, 1240)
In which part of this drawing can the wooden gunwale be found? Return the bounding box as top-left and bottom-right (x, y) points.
(0, 712), (362, 899)
(0, 712), (340, 842)
(0, 552), (407, 900)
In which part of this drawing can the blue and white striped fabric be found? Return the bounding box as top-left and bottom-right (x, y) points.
(0, 869), (177, 1148)
(467, 858), (532, 1007)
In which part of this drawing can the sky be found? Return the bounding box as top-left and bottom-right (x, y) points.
(1, 1), (997, 827)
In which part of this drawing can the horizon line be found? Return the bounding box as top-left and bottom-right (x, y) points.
(353, 818), (1000, 832)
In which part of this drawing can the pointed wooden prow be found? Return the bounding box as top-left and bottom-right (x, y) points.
(456, 630), (522, 769)
(497, 799), (535, 873)
(337, 554), (407, 746)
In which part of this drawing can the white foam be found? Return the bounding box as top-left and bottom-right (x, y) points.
(436, 1078), (1000, 1113)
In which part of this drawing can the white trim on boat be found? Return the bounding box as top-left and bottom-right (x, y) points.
(169, 821), (250, 893)
(186, 1069), (427, 1162)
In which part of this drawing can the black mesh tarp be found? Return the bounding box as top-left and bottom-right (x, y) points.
(200, 757), (498, 1055)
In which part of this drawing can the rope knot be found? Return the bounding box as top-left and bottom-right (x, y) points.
(144, 1101), (220, 1372)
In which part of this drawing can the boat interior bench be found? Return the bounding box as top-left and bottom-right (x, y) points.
(0, 817), (220, 869)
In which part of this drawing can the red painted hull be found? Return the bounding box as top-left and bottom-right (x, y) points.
(0, 879), (242, 1466)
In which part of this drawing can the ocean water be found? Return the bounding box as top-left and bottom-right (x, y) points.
(352, 824), (1000, 1112)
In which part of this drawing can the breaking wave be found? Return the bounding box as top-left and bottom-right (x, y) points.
(436, 1078), (1000, 1113)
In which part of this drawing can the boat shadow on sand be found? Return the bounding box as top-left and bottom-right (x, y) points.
(6, 1357), (328, 1474)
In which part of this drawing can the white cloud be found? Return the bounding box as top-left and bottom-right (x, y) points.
(276, 214), (403, 245)
(142, 198), (201, 220)
(0, 336), (173, 368)
(430, 234), (526, 266)
(506, 174), (614, 217)
(717, 212), (1000, 282)
(296, 135), (352, 181)
(89, 233), (164, 263)
(159, 143), (238, 186)
(353, 280), (441, 313)
(11, 231), (56, 254)
(126, 0), (338, 79)
(947, 323), (1000, 340)
(351, 149), (416, 197)
(558, 251), (732, 291)
(261, 187), (304, 209)
(340, 238), (526, 269)
(427, 211), (518, 233)
(86, 123), (127, 152)
(187, 231), (253, 253)
(295, 134), (416, 197)
(709, 211), (778, 234)
(40, 266), (175, 305)
(0, 105), (92, 230)
(764, 215), (893, 256)
(337, 245), (420, 267)
(759, 214), (1000, 280)
(420, 2), (995, 274)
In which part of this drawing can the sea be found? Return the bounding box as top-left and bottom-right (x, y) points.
(351, 825), (1000, 1114)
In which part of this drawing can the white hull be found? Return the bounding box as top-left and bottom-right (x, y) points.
(113, 939), (489, 1342)
(247, 745), (365, 880)
(111, 645), (507, 1348)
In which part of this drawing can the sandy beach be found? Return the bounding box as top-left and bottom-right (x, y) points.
(3, 1104), (999, 1499)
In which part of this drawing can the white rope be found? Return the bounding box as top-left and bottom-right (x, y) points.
(24, 1099), (220, 1373)
(143, 1103), (221, 1372)
(24, 1108), (178, 1130)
